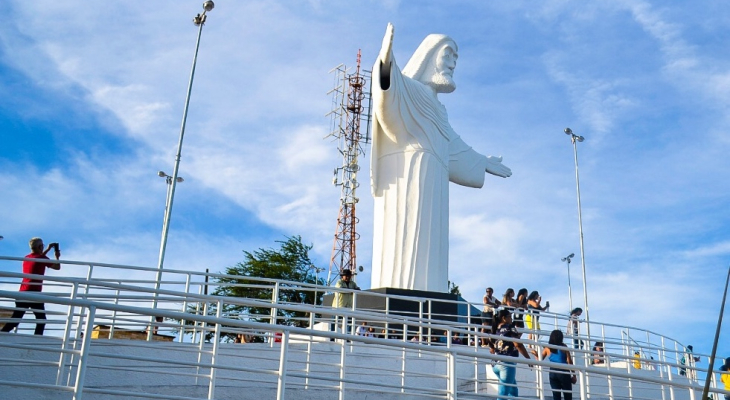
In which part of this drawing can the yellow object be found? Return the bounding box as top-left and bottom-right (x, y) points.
(633, 353), (641, 369)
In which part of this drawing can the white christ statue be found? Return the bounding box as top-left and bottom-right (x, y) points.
(370, 23), (512, 293)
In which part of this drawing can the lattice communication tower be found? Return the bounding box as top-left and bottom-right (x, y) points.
(325, 50), (372, 285)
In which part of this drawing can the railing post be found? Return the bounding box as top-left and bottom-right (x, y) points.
(72, 305), (96, 400)
(109, 285), (121, 339)
(57, 282), (80, 386)
(195, 301), (209, 385)
(339, 333), (347, 400)
(427, 300), (432, 342)
(193, 285), (204, 344)
(665, 339), (676, 400)
(400, 337), (407, 393)
(537, 354), (545, 400)
(351, 291), (358, 338)
(207, 300), (222, 400)
(418, 302), (424, 343)
(179, 273), (192, 342)
(270, 282), (280, 347)
(385, 296), (390, 335)
(305, 310), (314, 389)
(277, 330), (290, 400)
(446, 351), (456, 400)
(579, 370), (587, 400)
(68, 279), (90, 386)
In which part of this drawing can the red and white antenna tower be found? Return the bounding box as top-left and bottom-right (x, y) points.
(325, 50), (372, 285)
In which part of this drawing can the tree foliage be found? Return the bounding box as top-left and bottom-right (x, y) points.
(203, 236), (325, 340)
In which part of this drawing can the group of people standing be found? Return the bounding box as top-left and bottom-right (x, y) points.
(482, 287), (577, 400)
(480, 287), (551, 346)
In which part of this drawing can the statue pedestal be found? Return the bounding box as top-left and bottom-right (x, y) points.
(324, 288), (480, 335)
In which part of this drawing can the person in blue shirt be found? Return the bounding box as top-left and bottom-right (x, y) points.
(541, 330), (576, 400)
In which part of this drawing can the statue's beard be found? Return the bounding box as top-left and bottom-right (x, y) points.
(427, 72), (456, 93)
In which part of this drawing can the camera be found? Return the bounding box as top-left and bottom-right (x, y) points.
(49, 243), (60, 257)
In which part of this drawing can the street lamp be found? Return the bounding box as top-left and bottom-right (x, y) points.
(158, 171), (184, 229)
(561, 253), (575, 312)
(564, 127), (590, 341)
(151, 1), (214, 328)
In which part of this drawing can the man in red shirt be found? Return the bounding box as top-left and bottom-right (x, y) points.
(1, 237), (61, 335)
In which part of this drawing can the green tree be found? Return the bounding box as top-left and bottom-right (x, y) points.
(193, 236), (325, 341)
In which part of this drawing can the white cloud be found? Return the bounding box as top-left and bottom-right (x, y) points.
(681, 241), (730, 259)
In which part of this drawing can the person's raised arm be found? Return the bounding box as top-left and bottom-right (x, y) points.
(42, 243), (54, 256)
(48, 243), (61, 270)
(378, 23), (394, 90)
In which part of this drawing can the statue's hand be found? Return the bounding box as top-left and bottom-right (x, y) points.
(485, 156), (512, 178)
(379, 23), (394, 65)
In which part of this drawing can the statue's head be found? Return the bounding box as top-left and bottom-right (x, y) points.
(403, 34), (458, 93)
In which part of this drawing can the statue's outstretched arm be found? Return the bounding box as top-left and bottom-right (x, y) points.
(378, 23), (394, 90)
(485, 156), (512, 178)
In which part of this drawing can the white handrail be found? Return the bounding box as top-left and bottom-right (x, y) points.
(0, 257), (725, 400)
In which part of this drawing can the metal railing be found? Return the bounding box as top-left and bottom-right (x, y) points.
(0, 255), (727, 400)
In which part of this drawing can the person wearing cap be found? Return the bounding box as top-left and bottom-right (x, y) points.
(333, 269), (360, 309)
(680, 345), (700, 379)
(330, 269), (360, 337)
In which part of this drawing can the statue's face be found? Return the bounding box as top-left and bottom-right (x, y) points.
(435, 44), (457, 79)
(426, 42), (458, 93)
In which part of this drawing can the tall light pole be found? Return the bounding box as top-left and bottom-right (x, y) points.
(701, 265), (730, 400)
(562, 253), (575, 312)
(151, 1), (214, 319)
(564, 127), (590, 341)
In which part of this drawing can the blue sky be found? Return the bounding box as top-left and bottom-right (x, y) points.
(1, 1), (729, 361)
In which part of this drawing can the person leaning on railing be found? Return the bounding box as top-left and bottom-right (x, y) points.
(330, 269), (360, 336)
(591, 341), (606, 365)
(1, 237), (61, 336)
(567, 307), (583, 349)
(333, 269), (360, 308)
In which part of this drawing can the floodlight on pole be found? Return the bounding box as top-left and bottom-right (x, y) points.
(561, 253), (575, 312)
(157, 171), (185, 231)
(564, 127), (590, 342)
(150, 1), (214, 335)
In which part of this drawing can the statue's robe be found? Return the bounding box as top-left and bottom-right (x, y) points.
(370, 57), (489, 293)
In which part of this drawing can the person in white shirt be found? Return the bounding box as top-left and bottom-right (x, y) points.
(480, 287), (501, 347)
